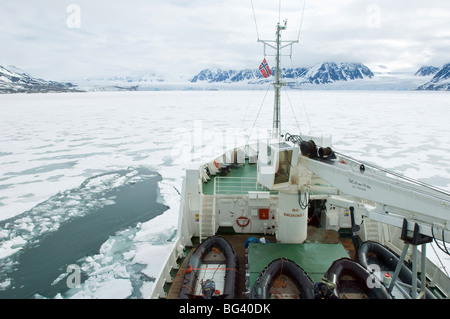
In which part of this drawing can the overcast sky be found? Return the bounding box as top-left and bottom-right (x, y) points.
(1, 0), (449, 81)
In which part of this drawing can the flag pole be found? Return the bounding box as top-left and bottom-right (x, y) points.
(272, 20), (286, 141)
(258, 20), (297, 141)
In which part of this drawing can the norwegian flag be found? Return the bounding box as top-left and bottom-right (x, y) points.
(258, 58), (272, 78)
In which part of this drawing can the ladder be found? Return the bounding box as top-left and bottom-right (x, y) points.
(364, 218), (381, 243)
(200, 195), (215, 242)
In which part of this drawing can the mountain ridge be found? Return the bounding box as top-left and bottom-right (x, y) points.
(190, 62), (374, 86)
(0, 65), (81, 94)
(414, 66), (440, 77)
(417, 63), (450, 91)
(1, 63), (449, 93)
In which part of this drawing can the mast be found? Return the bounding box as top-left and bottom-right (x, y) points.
(273, 21), (286, 141)
(258, 20), (297, 141)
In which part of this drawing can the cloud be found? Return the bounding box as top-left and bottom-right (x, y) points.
(0, 0), (448, 81)
(294, 0), (450, 70)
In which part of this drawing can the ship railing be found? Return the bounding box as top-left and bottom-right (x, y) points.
(149, 176), (194, 299)
(214, 176), (269, 195)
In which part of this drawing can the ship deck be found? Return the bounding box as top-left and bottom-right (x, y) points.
(202, 160), (278, 195)
(166, 227), (355, 299)
(167, 157), (356, 299)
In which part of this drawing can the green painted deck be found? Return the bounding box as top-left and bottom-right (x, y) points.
(202, 161), (256, 195)
(248, 242), (350, 285)
(167, 232), (354, 299)
(202, 161), (276, 195)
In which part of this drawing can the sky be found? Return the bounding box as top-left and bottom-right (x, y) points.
(0, 0), (449, 81)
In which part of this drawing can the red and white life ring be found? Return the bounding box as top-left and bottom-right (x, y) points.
(236, 216), (250, 228)
(213, 160), (220, 169)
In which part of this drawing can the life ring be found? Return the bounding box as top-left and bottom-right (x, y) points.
(213, 161), (220, 169)
(236, 216), (250, 228)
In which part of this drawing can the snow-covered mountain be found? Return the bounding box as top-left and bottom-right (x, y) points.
(190, 62), (374, 86)
(417, 63), (450, 91)
(190, 68), (263, 83)
(294, 62), (373, 85)
(414, 66), (439, 77)
(0, 65), (80, 93)
(3, 62), (447, 93)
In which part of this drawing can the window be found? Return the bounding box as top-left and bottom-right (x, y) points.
(274, 149), (292, 185)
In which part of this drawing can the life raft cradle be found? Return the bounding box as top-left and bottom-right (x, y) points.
(385, 219), (434, 299)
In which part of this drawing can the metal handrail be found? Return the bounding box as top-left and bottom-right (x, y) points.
(215, 176), (267, 194)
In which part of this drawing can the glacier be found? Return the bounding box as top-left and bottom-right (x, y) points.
(3, 62), (449, 94)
